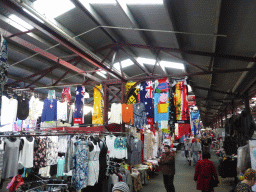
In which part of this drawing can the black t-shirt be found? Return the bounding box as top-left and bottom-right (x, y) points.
(17, 96), (29, 120)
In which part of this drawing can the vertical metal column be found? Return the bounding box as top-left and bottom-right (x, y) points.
(121, 82), (126, 132)
(245, 92), (250, 115)
(103, 84), (109, 130)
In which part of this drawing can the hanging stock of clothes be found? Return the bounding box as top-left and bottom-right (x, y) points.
(92, 85), (104, 125)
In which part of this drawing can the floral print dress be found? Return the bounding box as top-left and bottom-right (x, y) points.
(33, 137), (47, 168)
(71, 140), (89, 190)
(46, 136), (59, 166)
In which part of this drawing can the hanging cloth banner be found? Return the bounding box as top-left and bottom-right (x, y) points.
(173, 80), (190, 124)
(92, 85), (103, 125)
(190, 110), (201, 135)
(140, 81), (154, 121)
(126, 82), (139, 104)
(74, 86), (85, 124)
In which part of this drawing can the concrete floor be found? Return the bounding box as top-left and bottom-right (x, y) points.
(140, 150), (235, 192)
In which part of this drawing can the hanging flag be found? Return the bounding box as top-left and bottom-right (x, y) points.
(190, 110), (201, 135)
(92, 85), (103, 125)
(173, 80), (190, 124)
(126, 82), (139, 104)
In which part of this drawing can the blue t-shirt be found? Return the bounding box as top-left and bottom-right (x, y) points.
(154, 93), (169, 123)
(41, 98), (57, 122)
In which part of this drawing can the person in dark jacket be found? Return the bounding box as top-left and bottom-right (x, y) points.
(194, 152), (218, 192)
(159, 145), (176, 192)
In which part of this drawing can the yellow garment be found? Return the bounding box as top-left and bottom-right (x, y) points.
(162, 129), (170, 134)
(174, 82), (182, 120)
(92, 85), (104, 124)
(126, 82), (139, 104)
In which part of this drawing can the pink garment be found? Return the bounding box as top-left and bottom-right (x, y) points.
(160, 94), (168, 103)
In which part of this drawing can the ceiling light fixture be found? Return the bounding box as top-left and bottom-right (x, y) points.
(33, 0), (75, 19)
(160, 61), (185, 70)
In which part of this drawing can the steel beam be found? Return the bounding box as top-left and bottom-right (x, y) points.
(121, 48), (151, 76)
(5, 56), (81, 87)
(111, 43), (256, 63)
(0, 27), (101, 82)
(53, 58), (82, 86)
(103, 85), (109, 127)
(1, 0), (125, 81)
(105, 86), (121, 103)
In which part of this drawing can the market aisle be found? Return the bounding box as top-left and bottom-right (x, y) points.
(140, 150), (235, 192)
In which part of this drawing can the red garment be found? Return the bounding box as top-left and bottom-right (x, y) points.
(7, 175), (24, 192)
(62, 87), (71, 102)
(177, 124), (191, 139)
(194, 159), (218, 191)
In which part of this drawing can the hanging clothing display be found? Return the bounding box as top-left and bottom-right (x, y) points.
(173, 80), (189, 124)
(106, 135), (117, 158)
(133, 103), (147, 128)
(48, 90), (56, 100)
(144, 132), (154, 160)
(29, 96), (43, 121)
(0, 138), (4, 182)
(2, 138), (20, 179)
(140, 81), (154, 119)
(1, 96), (17, 132)
(72, 140), (89, 190)
(57, 101), (68, 121)
(190, 110), (200, 135)
(154, 93), (169, 124)
(109, 103), (122, 124)
(33, 137), (47, 169)
(155, 78), (169, 93)
(92, 85), (104, 125)
(168, 86), (176, 136)
(18, 137), (34, 168)
(46, 136), (58, 166)
(122, 104), (134, 124)
(62, 87), (71, 103)
(0, 36), (9, 91)
(41, 98), (57, 122)
(178, 124), (191, 139)
(57, 156), (65, 177)
(127, 135), (143, 165)
(126, 82), (139, 105)
(114, 137), (128, 159)
(74, 86), (85, 124)
(17, 96), (30, 120)
(88, 141), (100, 186)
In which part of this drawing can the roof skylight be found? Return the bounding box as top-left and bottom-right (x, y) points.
(80, 0), (116, 4)
(33, 0), (75, 19)
(9, 14), (34, 32)
(126, 0), (163, 4)
(96, 71), (107, 78)
(160, 61), (185, 70)
(113, 59), (133, 72)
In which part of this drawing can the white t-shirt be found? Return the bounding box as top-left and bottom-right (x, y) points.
(109, 103), (122, 124)
(58, 136), (68, 153)
(1, 96), (17, 132)
(57, 101), (68, 121)
(105, 135), (116, 158)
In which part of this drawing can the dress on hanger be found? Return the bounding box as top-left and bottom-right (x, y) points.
(72, 140), (89, 190)
(88, 141), (100, 186)
(62, 87), (71, 102)
(3, 138), (21, 179)
(33, 137), (47, 168)
(18, 137), (34, 168)
(46, 136), (58, 166)
(133, 103), (147, 128)
(105, 135), (117, 158)
(41, 98), (57, 122)
(1, 96), (17, 132)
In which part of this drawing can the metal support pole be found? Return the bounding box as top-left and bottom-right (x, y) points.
(121, 82), (126, 132)
(103, 84), (109, 130)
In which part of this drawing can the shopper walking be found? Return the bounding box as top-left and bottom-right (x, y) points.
(194, 152), (219, 192)
(191, 138), (202, 165)
(159, 145), (176, 192)
(235, 168), (256, 192)
(184, 138), (192, 165)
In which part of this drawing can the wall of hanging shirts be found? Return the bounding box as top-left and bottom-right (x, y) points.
(0, 131), (145, 192)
